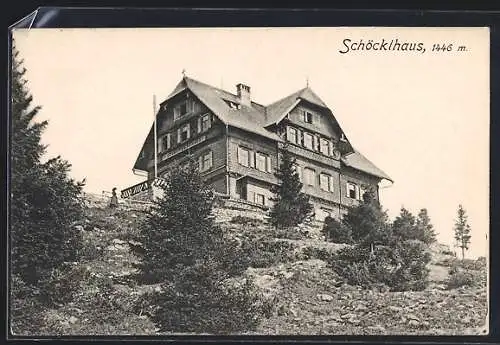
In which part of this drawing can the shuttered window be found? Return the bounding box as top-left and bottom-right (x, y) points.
(266, 156), (272, 173)
(256, 152), (266, 172)
(320, 138), (330, 155)
(304, 168), (315, 186)
(199, 150), (213, 172)
(313, 135), (319, 151)
(287, 126), (298, 144)
(303, 133), (313, 150)
(238, 146), (250, 167)
(319, 173), (334, 192)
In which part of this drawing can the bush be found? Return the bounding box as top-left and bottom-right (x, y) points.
(301, 246), (334, 262)
(38, 264), (91, 307)
(10, 275), (46, 335)
(321, 216), (353, 244)
(446, 270), (475, 289)
(274, 228), (305, 240)
(441, 249), (456, 256)
(241, 237), (298, 268)
(230, 215), (261, 226)
(328, 240), (430, 291)
(148, 273), (270, 334)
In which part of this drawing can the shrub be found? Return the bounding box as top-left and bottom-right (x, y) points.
(38, 264), (91, 307)
(241, 237), (298, 268)
(446, 270), (475, 289)
(230, 215), (261, 226)
(441, 249), (456, 256)
(301, 246), (334, 262)
(321, 216), (353, 244)
(328, 240), (430, 291)
(274, 228), (305, 240)
(148, 272), (269, 334)
(10, 275), (46, 335)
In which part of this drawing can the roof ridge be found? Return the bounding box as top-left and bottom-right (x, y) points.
(264, 87), (306, 108)
(184, 76), (265, 107)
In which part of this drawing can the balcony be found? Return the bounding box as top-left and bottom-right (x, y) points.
(160, 134), (207, 162)
(284, 143), (341, 169)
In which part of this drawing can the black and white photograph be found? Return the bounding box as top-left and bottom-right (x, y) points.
(9, 26), (489, 336)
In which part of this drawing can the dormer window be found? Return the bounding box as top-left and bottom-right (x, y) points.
(225, 100), (241, 110)
(304, 111), (314, 124)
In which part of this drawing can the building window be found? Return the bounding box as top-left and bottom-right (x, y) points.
(304, 168), (315, 186)
(255, 193), (265, 205)
(174, 101), (191, 120)
(255, 152), (266, 172)
(287, 127), (297, 144)
(201, 113), (211, 132)
(303, 132), (314, 150)
(320, 173), (334, 192)
(179, 123), (190, 143)
(238, 146), (250, 167)
(347, 182), (359, 199)
(160, 134), (170, 152)
(340, 133), (347, 142)
(304, 110), (314, 124)
(199, 150), (213, 172)
(320, 138), (330, 156)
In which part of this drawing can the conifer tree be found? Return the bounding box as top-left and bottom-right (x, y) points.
(454, 204), (472, 260)
(137, 159), (267, 333)
(416, 208), (437, 244)
(392, 207), (417, 241)
(392, 207), (437, 245)
(269, 144), (313, 229)
(342, 189), (392, 249)
(10, 46), (85, 285)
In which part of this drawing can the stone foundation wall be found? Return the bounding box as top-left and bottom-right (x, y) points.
(212, 196), (270, 223)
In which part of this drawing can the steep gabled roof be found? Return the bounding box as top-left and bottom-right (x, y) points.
(342, 149), (393, 183)
(264, 87), (328, 126)
(169, 77), (282, 141)
(133, 76), (392, 183)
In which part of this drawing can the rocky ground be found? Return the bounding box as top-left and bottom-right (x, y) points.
(35, 197), (488, 336)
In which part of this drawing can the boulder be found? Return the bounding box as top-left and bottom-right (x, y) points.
(317, 293), (334, 302)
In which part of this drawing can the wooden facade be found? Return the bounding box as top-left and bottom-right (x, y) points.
(132, 76), (392, 221)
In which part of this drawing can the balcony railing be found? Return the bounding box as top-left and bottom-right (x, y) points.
(160, 134), (207, 162)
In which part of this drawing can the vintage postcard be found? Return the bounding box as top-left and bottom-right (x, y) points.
(10, 27), (489, 336)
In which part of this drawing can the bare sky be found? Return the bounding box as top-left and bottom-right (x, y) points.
(13, 27), (489, 258)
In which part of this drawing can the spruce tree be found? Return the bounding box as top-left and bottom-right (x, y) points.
(392, 207), (417, 241)
(10, 46), (85, 285)
(342, 189), (392, 249)
(416, 208), (437, 244)
(454, 204), (472, 260)
(137, 159), (266, 333)
(269, 144), (313, 229)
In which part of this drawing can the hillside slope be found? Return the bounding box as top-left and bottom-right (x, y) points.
(36, 199), (488, 336)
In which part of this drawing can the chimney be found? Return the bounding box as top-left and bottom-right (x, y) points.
(236, 83), (251, 107)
